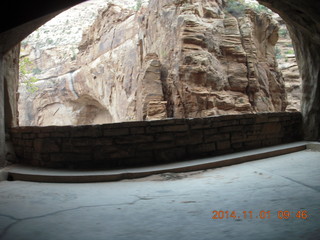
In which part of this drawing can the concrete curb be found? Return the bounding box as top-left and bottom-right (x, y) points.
(1, 141), (314, 183)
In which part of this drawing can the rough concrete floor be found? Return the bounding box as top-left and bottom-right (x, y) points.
(0, 150), (319, 240)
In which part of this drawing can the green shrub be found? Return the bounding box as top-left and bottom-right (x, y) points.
(285, 49), (295, 55)
(279, 28), (289, 38)
(19, 57), (39, 93)
(32, 67), (42, 75)
(225, 0), (247, 17)
(135, 0), (142, 11)
(250, 4), (272, 14)
(275, 46), (282, 59)
(24, 77), (39, 93)
(225, 0), (272, 17)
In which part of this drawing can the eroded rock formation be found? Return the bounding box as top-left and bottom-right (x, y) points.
(19, 0), (288, 126)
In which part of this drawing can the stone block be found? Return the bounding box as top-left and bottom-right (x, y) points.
(261, 122), (282, 133)
(135, 150), (154, 158)
(231, 132), (245, 143)
(163, 124), (189, 132)
(219, 125), (244, 133)
(37, 133), (51, 138)
(22, 140), (33, 147)
(94, 145), (121, 154)
(145, 126), (164, 133)
(205, 133), (230, 143)
(216, 140), (231, 150)
(262, 138), (281, 146)
(239, 118), (256, 125)
(212, 120), (239, 128)
(203, 128), (217, 135)
(23, 146), (34, 153)
(231, 142), (243, 150)
(22, 133), (36, 139)
(103, 128), (129, 136)
(50, 153), (92, 162)
(14, 146), (24, 157)
(10, 132), (22, 139)
(188, 143), (216, 154)
(130, 127), (145, 134)
(71, 126), (102, 138)
(23, 151), (33, 160)
(40, 154), (51, 162)
(16, 127), (32, 133)
(108, 149), (133, 159)
(114, 135), (154, 144)
(34, 139), (60, 153)
(175, 132), (203, 146)
(245, 135), (259, 141)
(9, 128), (20, 133)
(61, 143), (73, 152)
(122, 121), (148, 128)
(51, 132), (70, 138)
(255, 115), (269, 123)
(244, 140), (261, 148)
(188, 118), (211, 129)
(155, 133), (175, 142)
(155, 147), (186, 162)
(243, 124), (262, 132)
(71, 145), (94, 154)
(137, 141), (175, 150)
(268, 117), (281, 122)
(95, 138), (114, 146)
(70, 138), (96, 147)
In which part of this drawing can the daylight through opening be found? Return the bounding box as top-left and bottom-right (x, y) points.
(17, 0), (301, 127)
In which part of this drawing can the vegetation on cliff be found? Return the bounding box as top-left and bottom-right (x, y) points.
(225, 0), (271, 17)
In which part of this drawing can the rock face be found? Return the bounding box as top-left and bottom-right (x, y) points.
(19, 0), (288, 126)
(275, 18), (301, 112)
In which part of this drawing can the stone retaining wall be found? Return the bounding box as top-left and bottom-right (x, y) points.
(10, 112), (303, 169)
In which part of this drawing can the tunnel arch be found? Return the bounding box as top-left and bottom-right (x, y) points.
(1, 0), (320, 167)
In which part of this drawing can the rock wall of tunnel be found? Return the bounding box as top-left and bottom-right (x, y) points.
(0, 0), (85, 167)
(257, 0), (320, 139)
(0, 45), (20, 167)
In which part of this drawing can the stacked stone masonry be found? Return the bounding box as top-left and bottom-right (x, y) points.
(10, 112), (303, 169)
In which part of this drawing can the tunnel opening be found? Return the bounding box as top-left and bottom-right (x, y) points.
(0, 0), (307, 170)
(16, 0), (301, 128)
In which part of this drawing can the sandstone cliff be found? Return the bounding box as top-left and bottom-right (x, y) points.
(19, 0), (288, 126)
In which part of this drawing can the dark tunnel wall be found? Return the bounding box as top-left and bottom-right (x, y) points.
(257, 0), (320, 139)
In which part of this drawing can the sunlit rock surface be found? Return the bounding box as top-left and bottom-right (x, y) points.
(19, 0), (288, 126)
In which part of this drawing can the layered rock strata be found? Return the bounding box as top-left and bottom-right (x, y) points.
(19, 0), (288, 126)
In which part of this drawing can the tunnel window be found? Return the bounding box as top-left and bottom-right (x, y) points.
(17, 0), (301, 127)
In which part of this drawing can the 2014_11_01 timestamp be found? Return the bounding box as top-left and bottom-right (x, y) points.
(211, 210), (309, 220)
